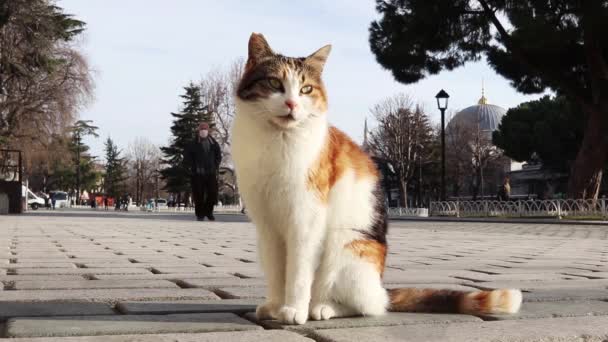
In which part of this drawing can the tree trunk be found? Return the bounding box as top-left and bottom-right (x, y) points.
(567, 108), (608, 199)
(399, 179), (408, 208)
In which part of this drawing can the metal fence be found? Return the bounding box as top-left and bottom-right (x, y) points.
(387, 207), (429, 217)
(429, 199), (608, 219)
(141, 204), (243, 213)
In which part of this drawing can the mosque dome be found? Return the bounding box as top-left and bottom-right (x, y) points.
(447, 90), (506, 132)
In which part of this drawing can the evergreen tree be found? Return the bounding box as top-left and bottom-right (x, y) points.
(103, 137), (128, 198)
(493, 96), (587, 172)
(161, 83), (213, 197)
(69, 120), (99, 201)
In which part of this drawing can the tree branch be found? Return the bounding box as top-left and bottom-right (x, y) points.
(477, 0), (592, 111)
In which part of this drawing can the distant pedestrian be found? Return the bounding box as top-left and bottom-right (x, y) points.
(44, 193), (50, 210)
(502, 176), (511, 201)
(51, 193), (56, 210)
(103, 195), (109, 211)
(185, 122), (222, 221)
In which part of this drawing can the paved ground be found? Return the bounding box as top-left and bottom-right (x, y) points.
(1, 209), (608, 341)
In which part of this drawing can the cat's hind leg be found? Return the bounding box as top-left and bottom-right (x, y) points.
(310, 301), (357, 320)
(333, 259), (389, 317)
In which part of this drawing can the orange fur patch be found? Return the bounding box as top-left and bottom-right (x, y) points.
(307, 127), (378, 203)
(463, 290), (490, 313)
(345, 239), (387, 276)
(388, 288), (464, 313)
(387, 288), (522, 314)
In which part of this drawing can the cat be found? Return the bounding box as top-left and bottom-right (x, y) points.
(231, 33), (522, 325)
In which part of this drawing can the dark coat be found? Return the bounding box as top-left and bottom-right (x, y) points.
(185, 136), (222, 176)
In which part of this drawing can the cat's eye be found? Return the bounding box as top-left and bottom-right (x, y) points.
(267, 78), (282, 90)
(300, 85), (313, 94)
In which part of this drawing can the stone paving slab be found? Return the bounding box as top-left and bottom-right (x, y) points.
(83, 262), (205, 268)
(383, 283), (479, 291)
(178, 277), (267, 289)
(0, 288), (220, 302)
(453, 272), (584, 282)
(150, 266), (211, 274)
(476, 279), (608, 291)
(215, 287), (266, 299)
(0, 275), (87, 281)
(382, 273), (466, 284)
(478, 300), (608, 320)
(563, 271), (608, 279)
(0, 263), (78, 269)
(5, 313), (261, 338)
(0, 302), (115, 320)
(523, 288), (608, 302)
(12, 258), (76, 263)
(93, 273), (238, 281)
(310, 316), (608, 342)
(469, 267), (577, 275)
(4, 330), (314, 342)
(13, 279), (179, 290)
(117, 299), (261, 314)
(245, 312), (482, 331)
(15, 268), (152, 275)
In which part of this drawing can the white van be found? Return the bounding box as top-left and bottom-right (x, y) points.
(49, 191), (69, 208)
(155, 198), (167, 209)
(21, 186), (45, 210)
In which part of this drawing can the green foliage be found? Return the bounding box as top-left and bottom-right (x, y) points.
(68, 120), (99, 196)
(103, 137), (128, 198)
(48, 146), (99, 193)
(161, 83), (212, 193)
(493, 96), (585, 171)
(369, 1), (605, 96)
(0, 0), (90, 145)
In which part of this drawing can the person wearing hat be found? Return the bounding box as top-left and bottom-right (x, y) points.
(185, 122), (222, 221)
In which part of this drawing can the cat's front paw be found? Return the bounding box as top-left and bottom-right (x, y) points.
(255, 302), (281, 320)
(310, 303), (336, 321)
(277, 305), (308, 325)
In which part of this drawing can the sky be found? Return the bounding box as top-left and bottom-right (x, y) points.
(58, 0), (547, 159)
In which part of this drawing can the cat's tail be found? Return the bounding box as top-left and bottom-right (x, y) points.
(387, 288), (522, 315)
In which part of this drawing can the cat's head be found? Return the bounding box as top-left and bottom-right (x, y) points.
(236, 33), (331, 130)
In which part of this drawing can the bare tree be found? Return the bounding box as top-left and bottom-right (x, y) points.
(445, 120), (472, 197)
(198, 59), (244, 166)
(368, 94), (434, 207)
(446, 118), (503, 199)
(127, 137), (161, 204)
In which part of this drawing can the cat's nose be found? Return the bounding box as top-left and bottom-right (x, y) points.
(285, 99), (297, 110)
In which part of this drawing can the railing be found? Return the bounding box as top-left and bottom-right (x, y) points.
(387, 207), (429, 217)
(429, 198), (608, 219)
(141, 204), (243, 213)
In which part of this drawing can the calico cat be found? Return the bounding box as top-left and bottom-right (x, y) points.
(231, 33), (522, 325)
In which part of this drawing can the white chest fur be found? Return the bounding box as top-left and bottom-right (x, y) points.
(232, 105), (327, 231)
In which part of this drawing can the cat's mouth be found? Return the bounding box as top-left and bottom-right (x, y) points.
(270, 114), (298, 128)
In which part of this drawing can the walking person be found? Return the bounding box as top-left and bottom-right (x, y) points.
(502, 176), (511, 201)
(185, 122), (222, 221)
(51, 193), (56, 210)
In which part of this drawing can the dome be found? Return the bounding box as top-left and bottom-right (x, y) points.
(447, 93), (506, 132)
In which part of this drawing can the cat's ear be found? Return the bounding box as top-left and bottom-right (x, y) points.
(247, 33), (274, 67)
(306, 45), (332, 71)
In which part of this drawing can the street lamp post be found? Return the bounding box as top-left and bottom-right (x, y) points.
(435, 89), (449, 201)
(416, 142), (423, 207)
